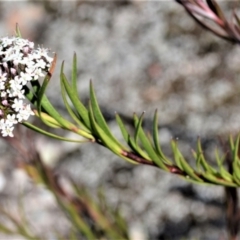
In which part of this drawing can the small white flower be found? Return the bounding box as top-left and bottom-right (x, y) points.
(13, 87), (25, 99)
(0, 119), (5, 129)
(17, 104), (34, 122)
(1, 125), (14, 137)
(25, 66), (36, 77)
(1, 37), (13, 47)
(0, 73), (7, 82)
(12, 52), (23, 63)
(16, 111), (27, 122)
(8, 84), (25, 99)
(24, 104), (34, 116)
(0, 82), (5, 90)
(9, 79), (18, 89)
(5, 114), (17, 126)
(12, 98), (23, 112)
(32, 67), (44, 80)
(13, 76), (22, 85)
(19, 71), (32, 85)
(36, 47), (49, 57)
(28, 41), (34, 49)
(36, 59), (46, 69)
(1, 91), (6, 98)
(21, 56), (34, 66)
(6, 88), (15, 98)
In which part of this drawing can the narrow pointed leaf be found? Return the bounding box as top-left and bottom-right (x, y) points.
(88, 103), (123, 156)
(202, 172), (236, 187)
(232, 147), (240, 182)
(15, 23), (22, 38)
(116, 113), (129, 143)
(234, 10), (240, 27)
(206, 0), (225, 21)
(61, 68), (90, 129)
(89, 82), (127, 150)
(33, 111), (62, 128)
(215, 150), (233, 182)
(133, 114), (168, 170)
(37, 54), (57, 115)
(27, 81), (55, 115)
(30, 58), (75, 129)
(128, 136), (151, 161)
(175, 148), (203, 182)
(134, 112), (144, 143)
(22, 122), (90, 143)
(233, 135), (240, 161)
(58, 199), (96, 240)
(197, 139), (217, 174)
(229, 135), (234, 152)
(60, 73), (90, 133)
(153, 110), (172, 164)
(171, 140), (183, 170)
(72, 53), (78, 96)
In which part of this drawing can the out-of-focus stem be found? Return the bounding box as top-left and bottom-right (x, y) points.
(225, 187), (239, 240)
(225, 150), (240, 240)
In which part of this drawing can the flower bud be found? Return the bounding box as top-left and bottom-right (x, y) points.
(2, 100), (8, 106)
(10, 68), (16, 76)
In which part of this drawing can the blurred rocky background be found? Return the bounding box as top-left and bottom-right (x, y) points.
(0, 1), (239, 239)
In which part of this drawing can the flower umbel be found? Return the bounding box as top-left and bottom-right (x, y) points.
(0, 37), (53, 137)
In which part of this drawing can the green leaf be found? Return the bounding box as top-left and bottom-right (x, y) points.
(89, 82), (127, 150)
(175, 147), (203, 182)
(36, 55), (69, 128)
(58, 198), (96, 240)
(37, 54), (57, 113)
(196, 139), (217, 174)
(28, 70), (77, 131)
(88, 103), (123, 156)
(229, 135), (234, 152)
(134, 112), (144, 143)
(202, 172), (236, 187)
(153, 110), (172, 165)
(72, 184), (125, 240)
(215, 149), (233, 182)
(128, 135), (152, 160)
(15, 23), (22, 38)
(233, 134), (240, 161)
(60, 66), (90, 129)
(60, 72), (91, 133)
(115, 113), (129, 143)
(232, 135), (240, 183)
(133, 114), (168, 171)
(72, 53), (78, 96)
(233, 174), (240, 186)
(33, 111), (62, 128)
(171, 140), (183, 170)
(22, 122), (91, 143)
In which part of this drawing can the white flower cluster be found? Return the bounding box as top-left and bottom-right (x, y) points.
(0, 37), (53, 137)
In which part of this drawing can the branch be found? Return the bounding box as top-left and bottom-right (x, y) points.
(176, 0), (240, 44)
(25, 54), (240, 187)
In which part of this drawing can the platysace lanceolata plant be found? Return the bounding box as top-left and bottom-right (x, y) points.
(0, 37), (53, 137)
(2, 1), (240, 239)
